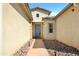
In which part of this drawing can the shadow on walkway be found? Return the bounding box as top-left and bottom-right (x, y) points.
(27, 39), (50, 56)
(33, 39), (46, 48)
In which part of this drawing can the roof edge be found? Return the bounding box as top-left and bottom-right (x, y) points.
(54, 3), (73, 19)
(31, 7), (51, 15)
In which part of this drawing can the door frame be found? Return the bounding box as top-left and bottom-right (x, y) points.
(35, 23), (41, 38)
(32, 22), (43, 39)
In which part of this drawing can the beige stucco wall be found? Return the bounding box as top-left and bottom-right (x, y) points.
(32, 10), (49, 38)
(0, 3), (2, 55)
(43, 20), (56, 40)
(32, 10), (56, 40)
(56, 5), (79, 50)
(32, 11), (48, 22)
(3, 3), (32, 55)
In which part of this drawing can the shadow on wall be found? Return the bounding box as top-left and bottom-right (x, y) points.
(43, 40), (79, 55)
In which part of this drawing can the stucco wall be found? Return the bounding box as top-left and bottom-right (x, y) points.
(0, 3), (2, 55)
(32, 11), (48, 22)
(56, 5), (79, 49)
(3, 4), (32, 55)
(43, 20), (55, 40)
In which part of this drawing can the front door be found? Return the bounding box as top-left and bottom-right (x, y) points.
(35, 24), (41, 38)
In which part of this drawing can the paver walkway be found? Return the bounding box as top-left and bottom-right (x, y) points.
(27, 39), (49, 56)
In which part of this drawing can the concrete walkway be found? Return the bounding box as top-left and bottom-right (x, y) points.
(27, 39), (49, 56)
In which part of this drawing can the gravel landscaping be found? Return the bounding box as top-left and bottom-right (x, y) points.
(43, 40), (79, 56)
(13, 42), (30, 56)
(13, 39), (79, 56)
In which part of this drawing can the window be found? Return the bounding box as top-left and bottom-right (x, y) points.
(36, 14), (39, 17)
(49, 23), (53, 33)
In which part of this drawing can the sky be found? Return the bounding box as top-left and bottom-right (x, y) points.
(29, 3), (68, 16)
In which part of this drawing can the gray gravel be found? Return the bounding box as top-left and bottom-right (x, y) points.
(43, 40), (79, 56)
(48, 49), (78, 56)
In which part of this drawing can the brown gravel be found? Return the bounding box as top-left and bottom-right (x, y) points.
(43, 40), (79, 56)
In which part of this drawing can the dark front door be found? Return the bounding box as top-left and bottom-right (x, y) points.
(35, 24), (41, 38)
